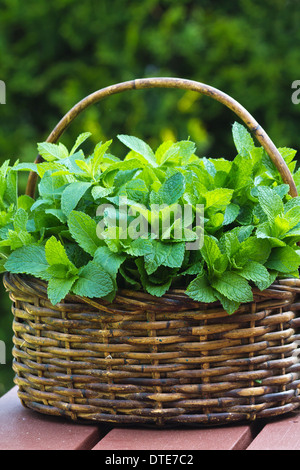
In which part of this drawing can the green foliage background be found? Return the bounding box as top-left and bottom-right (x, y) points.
(1, 0), (300, 395)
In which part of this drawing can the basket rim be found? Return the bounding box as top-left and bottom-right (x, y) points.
(4, 271), (299, 316)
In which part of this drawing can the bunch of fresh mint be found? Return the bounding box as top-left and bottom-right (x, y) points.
(1, 122), (300, 314)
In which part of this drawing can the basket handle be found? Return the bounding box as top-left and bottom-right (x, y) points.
(26, 77), (298, 198)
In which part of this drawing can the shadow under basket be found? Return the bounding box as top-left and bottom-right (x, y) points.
(4, 272), (300, 427)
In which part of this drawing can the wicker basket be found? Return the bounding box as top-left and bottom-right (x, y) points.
(4, 78), (300, 427)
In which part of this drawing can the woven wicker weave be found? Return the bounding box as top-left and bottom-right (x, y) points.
(4, 273), (300, 426)
(4, 78), (300, 426)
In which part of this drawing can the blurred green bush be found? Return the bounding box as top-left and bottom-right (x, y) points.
(1, 0), (300, 395)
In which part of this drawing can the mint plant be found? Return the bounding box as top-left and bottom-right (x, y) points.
(2, 122), (300, 314)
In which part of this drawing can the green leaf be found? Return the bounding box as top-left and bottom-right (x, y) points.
(47, 264), (70, 279)
(158, 140), (196, 166)
(5, 245), (49, 279)
(238, 261), (272, 291)
(284, 206), (300, 230)
(37, 142), (68, 162)
(223, 203), (240, 226)
(257, 186), (284, 222)
(91, 185), (114, 200)
(214, 291), (241, 315)
(265, 246), (300, 273)
(158, 172), (185, 205)
(186, 274), (217, 302)
(256, 222), (286, 247)
(136, 258), (172, 297)
(47, 276), (77, 305)
(204, 188), (233, 210)
(61, 182), (92, 216)
(220, 232), (240, 259)
(13, 208), (28, 232)
(144, 240), (185, 274)
(5, 169), (18, 206)
(121, 178), (149, 204)
(72, 260), (114, 298)
(68, 210), (101, 256)
(118, 135), (157, 167)
(212, 272), (253, 303)
(124, 237), (152, 256)
(17, 195), (34, 211)
(45, 236), (74, 267)
(38, 172), (67, 199)
(12, 162), (38, 173)
(70, 132), (92, 155)
(235, 236), (271, 264)
(94, 246), (126, 278)
(232, 122), (255, 154)
(0, 229), (33, 250)
(45, 208), (67, 223)
(162, 242), (186, 268)
(200, 236), (221, 270)
(92, 140), (112, 175)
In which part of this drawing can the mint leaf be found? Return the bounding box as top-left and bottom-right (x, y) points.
(162, 242), (185, 268)
(158, 140), (196, 166)
(47, 276), (77, 305)
(68, 210), (101, 256)
(72, 261), (114, 298)
(70, 132), (91, 155)
(124, 237), (152, 256)
(17, 195), (34, 211)
(200, 236), (221, 271)
(94, 246), (126, 278)
(284, 206), (300, 230)
(13, 208), (28, 232)
(186, 274), (217, 302)
(181, 261), (204, 276)
(158, 172), (185, 205)
(235, 237), (271, 265)
(136, 258), (172, 297)
(214, 291), (241, 315)
(38, 172), (67, 199)
(91, 185), (114, 200)
(212, 272), (253, 303)
(144, 240), (185, 274)
(265, 246), (300, 273)
(13, 162), (38, 173)
(257, 186), (284, 223)
(91, 140), (112, 176)
(47, 264), (71, 278)
(232, 122), (255, 154)
(204, 188), (233, 210)
(5, 131), (300, 316)
(37, 142), (68, 162)
(5, 245), (49, 279)
(223, 203), (240, 226)
(45, 236), (73, 267)
(61, 182), (92, 216)
(118, 135), (157, 167)
(238, 261), (271, 291)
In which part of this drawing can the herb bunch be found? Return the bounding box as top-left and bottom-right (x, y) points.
(1, 123), (300, 314)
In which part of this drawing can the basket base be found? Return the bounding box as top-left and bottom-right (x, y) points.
(15, 385), (300, 428)
(5, 272), (300, 428)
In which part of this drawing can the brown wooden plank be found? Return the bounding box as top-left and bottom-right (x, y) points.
(93, 425), (254, 451)
(0, 387), (104, 450)
(247, 414), (300, 450)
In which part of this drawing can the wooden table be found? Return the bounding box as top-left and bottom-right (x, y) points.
(1, 386), (300, 450)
